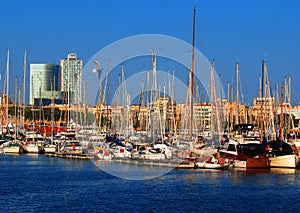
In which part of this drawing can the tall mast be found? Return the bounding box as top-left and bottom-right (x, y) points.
(189, 5), (196, 141)
(172, 71), (176, 134)
(50, 78), (54, 142)
(6, 49), (10, 129)
(288, 75), (291, 104)
(210, 60), (215, 140)
(235, 62), (239, 125)
(283, 76), (287, 103)
(218, 73), (223, 133)
(106, 61), (110, 131)
(14, 77), (17, 140)
(146, 70), (150, 135)
(151, 50), (157, 103)
(279, 81), (284, 141)
(84, 80), (87, 127)
(23, 50), (27, 127)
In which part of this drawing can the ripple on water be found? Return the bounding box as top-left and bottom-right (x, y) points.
(1, 154), (300, 212)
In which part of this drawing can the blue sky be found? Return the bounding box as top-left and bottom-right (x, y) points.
(0, 0), (299, 105)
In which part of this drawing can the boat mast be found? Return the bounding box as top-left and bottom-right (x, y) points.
(23, 50), (27, 128)
(151, 51), (157, 143)
(31, 76), (35, 133)
(210, 60), (215, 141)
(172, 70), (177, 135)
(6, 49), (10, 132)
(50, 78), (54, 142)
(84, 80), (88, 128)
(146, 70), (150, 135)
(106, 61), (110, 132)
(235, 62), (239, 125)
(151, 50), (157, 103)
(279, 81), (284, 141)
(14, 77), (17, 141)
(189, 5), (196, 141)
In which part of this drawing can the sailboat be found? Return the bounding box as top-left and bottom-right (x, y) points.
(23, 73), (44, 154)
(267, 84), (299, 168)
(175, 6), (198, 169)
(176, 6), (228, 169)
(219, 62), (270, 169)
(2, 49), (24, 154)
(195, 60), (230, 169)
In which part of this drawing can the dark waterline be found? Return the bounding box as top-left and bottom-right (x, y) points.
(0, 154), (299, 212)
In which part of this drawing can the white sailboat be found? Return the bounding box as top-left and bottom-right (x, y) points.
(2, 49), (24, 154)
(24, 131), (44, 153)
(267, 86), (299, 168)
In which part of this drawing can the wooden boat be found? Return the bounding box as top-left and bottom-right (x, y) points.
(3, 141), (24, 154)
(246, 156), (270, 168)
(220, 141), (270, 169)
(268, 154), (299, 168)
(266, 140), (299, 168)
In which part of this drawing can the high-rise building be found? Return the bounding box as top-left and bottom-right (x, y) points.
(29, 64), (59, 105)
(59, 53), (82, 105)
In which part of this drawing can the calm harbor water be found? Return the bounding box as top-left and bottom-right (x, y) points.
(1, 154), (300, 213)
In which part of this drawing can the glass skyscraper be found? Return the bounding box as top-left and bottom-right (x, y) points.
(29, 64), (59, 105)
(59, 53), (82, 105)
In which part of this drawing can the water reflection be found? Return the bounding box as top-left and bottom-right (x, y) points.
(270, 168), (296, 174)
(245, 168), (270, 175)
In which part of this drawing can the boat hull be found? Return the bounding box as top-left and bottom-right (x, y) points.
(233, 160), (247, 168)
(246, 156), (270, 169)
(269, 154), (299, 168)
(3, 146), (23, 154)
(196, 161), (230, 169)
(25, 144), (43, 154)
(44, 145), (57, 153)
(176, 160), (195, 169)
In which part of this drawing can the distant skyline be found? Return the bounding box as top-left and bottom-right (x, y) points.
(0, 0), (299, 105)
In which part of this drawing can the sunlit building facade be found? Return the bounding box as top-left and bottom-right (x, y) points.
(59, 53), (82, 105)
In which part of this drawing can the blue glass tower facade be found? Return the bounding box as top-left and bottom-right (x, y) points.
(29, 64), (59, 105)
